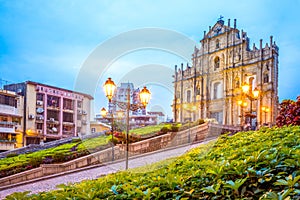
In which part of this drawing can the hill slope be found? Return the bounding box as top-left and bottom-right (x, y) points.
(6, 126), (300, 199)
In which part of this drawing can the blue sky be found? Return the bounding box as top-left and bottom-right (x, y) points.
(1, 0), (300, 118)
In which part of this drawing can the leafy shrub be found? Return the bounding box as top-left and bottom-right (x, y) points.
(197, 119), (205, 125)
(276, 96), (300, 127)
(5, 153), (18, 158)
(52, 152), (66, 163)
(71, 138), (82, 143)
(28, 156), (43, 168)
(8, 126), (300, 199)
(160, 126), (171, 134)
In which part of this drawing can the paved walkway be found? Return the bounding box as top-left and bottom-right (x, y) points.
(0, 141), (213, 199)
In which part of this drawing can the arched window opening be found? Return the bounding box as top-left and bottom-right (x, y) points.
(216, 39), (220, 49)
(235, 77), (240, 88)
(187, 90), (191, 103)
(213, 82), (222, 99)
(263, 73), (269, 83)
(249, 77), (255, 92)
(214, 57), (220, 70)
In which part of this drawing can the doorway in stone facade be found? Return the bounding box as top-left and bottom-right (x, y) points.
(210, 111), (223, 124)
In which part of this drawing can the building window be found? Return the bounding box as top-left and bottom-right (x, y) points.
(263, 73), (269, 83)
(249, 77), (255, 91)
(63, 99), (74, 110)
(196, 87), (201, 95)
(235, 77), (240, 88)
(91, 128), (96, 133)
(0, 94), (16, 107)
(186, 90), (191, 103)
(77, 101), (82, 108)
(214, 57), (220, 70)
(36, 93), (44, 101)
(216, 39), (220, 49)
(213, 82), (222, 99)
(36, 123), (43, 130)
(176, 92), (180, 99)
(63, 112), (74, 123)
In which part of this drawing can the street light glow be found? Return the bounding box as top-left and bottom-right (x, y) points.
(241, 82), (250, 93)
(103, 77), (116, 102)
(139, 86), (151, 108)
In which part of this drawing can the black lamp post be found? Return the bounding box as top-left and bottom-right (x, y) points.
(261, 106), (270, 125)
(103, 77), (151, 169)
(183, 104), (197, 143)
(101, 107), (115, 161)
(241, 82), (260, 130)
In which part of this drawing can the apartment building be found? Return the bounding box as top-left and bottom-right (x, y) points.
(0, 89), (23, 151)
(5, 81), (93, 145)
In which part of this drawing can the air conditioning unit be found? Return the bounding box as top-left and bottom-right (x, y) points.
(17, 89), (22, 94)
(78, 110), (82, 114)
(37, 101), (43, 106)
(82, 111), (87, 115)
(49, 118), (55, 122)
(28, 114), (35, 119)
(36, 116), (44, 120)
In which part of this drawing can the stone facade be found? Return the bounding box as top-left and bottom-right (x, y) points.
(173, 18), (279, 127)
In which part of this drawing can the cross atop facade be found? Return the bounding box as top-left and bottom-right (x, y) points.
(218, 15), (224, 21)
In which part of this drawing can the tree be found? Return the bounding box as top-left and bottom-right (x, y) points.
(276, 96), (300, 127)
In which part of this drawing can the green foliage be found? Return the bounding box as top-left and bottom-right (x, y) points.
(179, 119), (205, 131)
(0, 135), (109, 178)
(5, 153), (18, 158)
(129, 124), (166, 135)
(160, 126), (171, 134)
(7, 126), (300, 199)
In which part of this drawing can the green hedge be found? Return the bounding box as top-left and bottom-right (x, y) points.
(0, 136), (109, 178)
(7, 126), (300, 199)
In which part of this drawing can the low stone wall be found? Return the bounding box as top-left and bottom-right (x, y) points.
(0, 146), (124, 187)
(121, 123), (210, 154)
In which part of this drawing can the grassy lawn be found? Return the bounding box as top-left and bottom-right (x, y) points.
(129, 124), (166, 135)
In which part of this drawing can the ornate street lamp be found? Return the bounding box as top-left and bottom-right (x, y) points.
(261, 106), (270, 125)
(103, 77), (151, 169)
(241, 82), (250, 93)
(100, 107), (107, 117)
(139, 86), (151, 108)
(241, 82), (260, 130)
(103, 77), (116, 102)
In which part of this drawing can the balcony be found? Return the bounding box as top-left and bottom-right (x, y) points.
(62, 130), (74, 137)
(0, 141), (15, 151)
(63, 108), (74, 113)
(0, 122), (17, 133)
(47, 118), (59, 124)
(0, 104), (19, 116)
(63, 121), (74, 126)
(47, 106), (60, 111)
